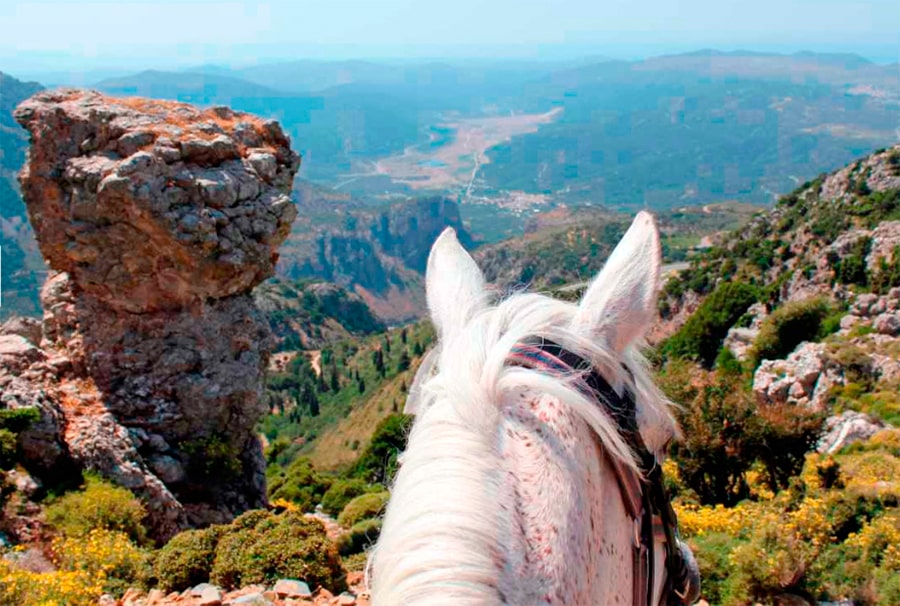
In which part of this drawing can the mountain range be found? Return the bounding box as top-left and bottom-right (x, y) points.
(2, 51), (899, 321)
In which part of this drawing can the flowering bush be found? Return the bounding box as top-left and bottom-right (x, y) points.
(45, 475), (148, 545)
(0, 529), (149, 605)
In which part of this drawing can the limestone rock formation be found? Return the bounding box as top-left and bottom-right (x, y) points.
(818, 411), (886, 454)
(1, 90), (300, 540)
(753, 341), (842, 410)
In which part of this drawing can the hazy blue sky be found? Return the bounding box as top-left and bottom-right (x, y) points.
(1, 0), (898, 75)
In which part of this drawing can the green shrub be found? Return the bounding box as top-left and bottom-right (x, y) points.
(336, 518), (382, 556)
(45, 476), (148, 545)
(749, 297), (835, 367)
(662, 281), (759, 367)
(154, 526), (223, 593)
(183, 436), (242, 482)
(268, 457), (332, 512)
(337, 492), (389, 528)
(321, 479), (370, 518)
(210, 510), (345, 592)
(871, 246), (900, 294)
(350, 414), (412, 484)
(688, 532), (746, 606)
(829, 237), (872, 287)
(53, 528), (152, 596)
(0, 407), (39, 471)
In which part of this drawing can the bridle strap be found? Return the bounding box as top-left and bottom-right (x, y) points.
(508, 337), (694, 606)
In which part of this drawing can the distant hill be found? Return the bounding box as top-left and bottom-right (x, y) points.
(255, 278), (384, 352)
(0, 71), (45, 319)
(479, 51), (899, 209)
(94, 69), (289, 105)
(278, 196), (473, 323)
(92, 53), (899, 209)
(475, 201), (762, 292)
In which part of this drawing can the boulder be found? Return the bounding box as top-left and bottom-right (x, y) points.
(753, 342), (839, 410)
(818, 411), (887, 454)
(873, 312), (900, 336)
(273, 579), (312, 599)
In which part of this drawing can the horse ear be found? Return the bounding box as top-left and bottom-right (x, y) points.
(426, 228), (488, 341)
(573, 211), (661, 352)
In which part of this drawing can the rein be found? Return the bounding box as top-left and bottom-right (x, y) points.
(508, 338), (700, 606)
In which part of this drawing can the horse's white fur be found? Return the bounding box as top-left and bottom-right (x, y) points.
(371, 212), (678, 605)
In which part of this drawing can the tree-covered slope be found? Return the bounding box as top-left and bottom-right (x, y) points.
(0, 72), (45, 320)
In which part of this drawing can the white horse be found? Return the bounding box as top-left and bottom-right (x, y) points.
(370, 212), (698, 606)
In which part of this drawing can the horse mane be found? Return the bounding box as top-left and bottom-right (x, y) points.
(370, 289), (676, 605)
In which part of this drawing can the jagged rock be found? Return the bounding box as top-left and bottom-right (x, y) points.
(0, 316), (42, 345)
(872, 352), (900, 384)
(873, 312), (900, 336)
(227, 593), (271, 605)
(850, 293), (881, 317)
(2, 90), (300, 540)
(818, 411), (887, 454)
(753, 342), (841, 410)
(839, 314), (861, 332)
(6, 469), (41, 499)
(198, 585), (224, 606)
(723, 327), (759, 361)
(15, 91), (298, 313)
(0, 334), (45, 373)
(273, 579), (313, 599)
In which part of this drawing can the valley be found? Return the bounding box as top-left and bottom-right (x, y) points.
(361, 107), (563, 193)
(1, 41), (900, 605)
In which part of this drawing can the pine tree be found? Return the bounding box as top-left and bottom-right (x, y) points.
(330, 366), (340, 392)
(304, 385), (320, 417)
(397, 350), (411, 372)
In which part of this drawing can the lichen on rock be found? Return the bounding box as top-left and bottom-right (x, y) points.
(1, 90), (300, 540)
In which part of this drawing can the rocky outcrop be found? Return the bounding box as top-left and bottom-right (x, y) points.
(1, 90), (300, 540)
(818, 411), (886, 454)
(753, 342), (843, 410)
(820, 146), (900, 202)
(722, 302), (767, 361)
(279, 196), (469, 323)
(752, 287), (900, 411)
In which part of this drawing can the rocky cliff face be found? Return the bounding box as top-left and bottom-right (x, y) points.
(658, 144), (900, 452)
(280, 196), (471, 322)
(1, 90), (299, 540)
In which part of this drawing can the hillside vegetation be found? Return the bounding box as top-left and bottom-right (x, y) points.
(654, 143), (900, 604)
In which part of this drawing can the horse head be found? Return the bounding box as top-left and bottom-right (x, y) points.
(371, 212), (700, 605)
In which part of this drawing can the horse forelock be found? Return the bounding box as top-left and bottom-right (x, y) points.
(371, 291), (677, 605)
